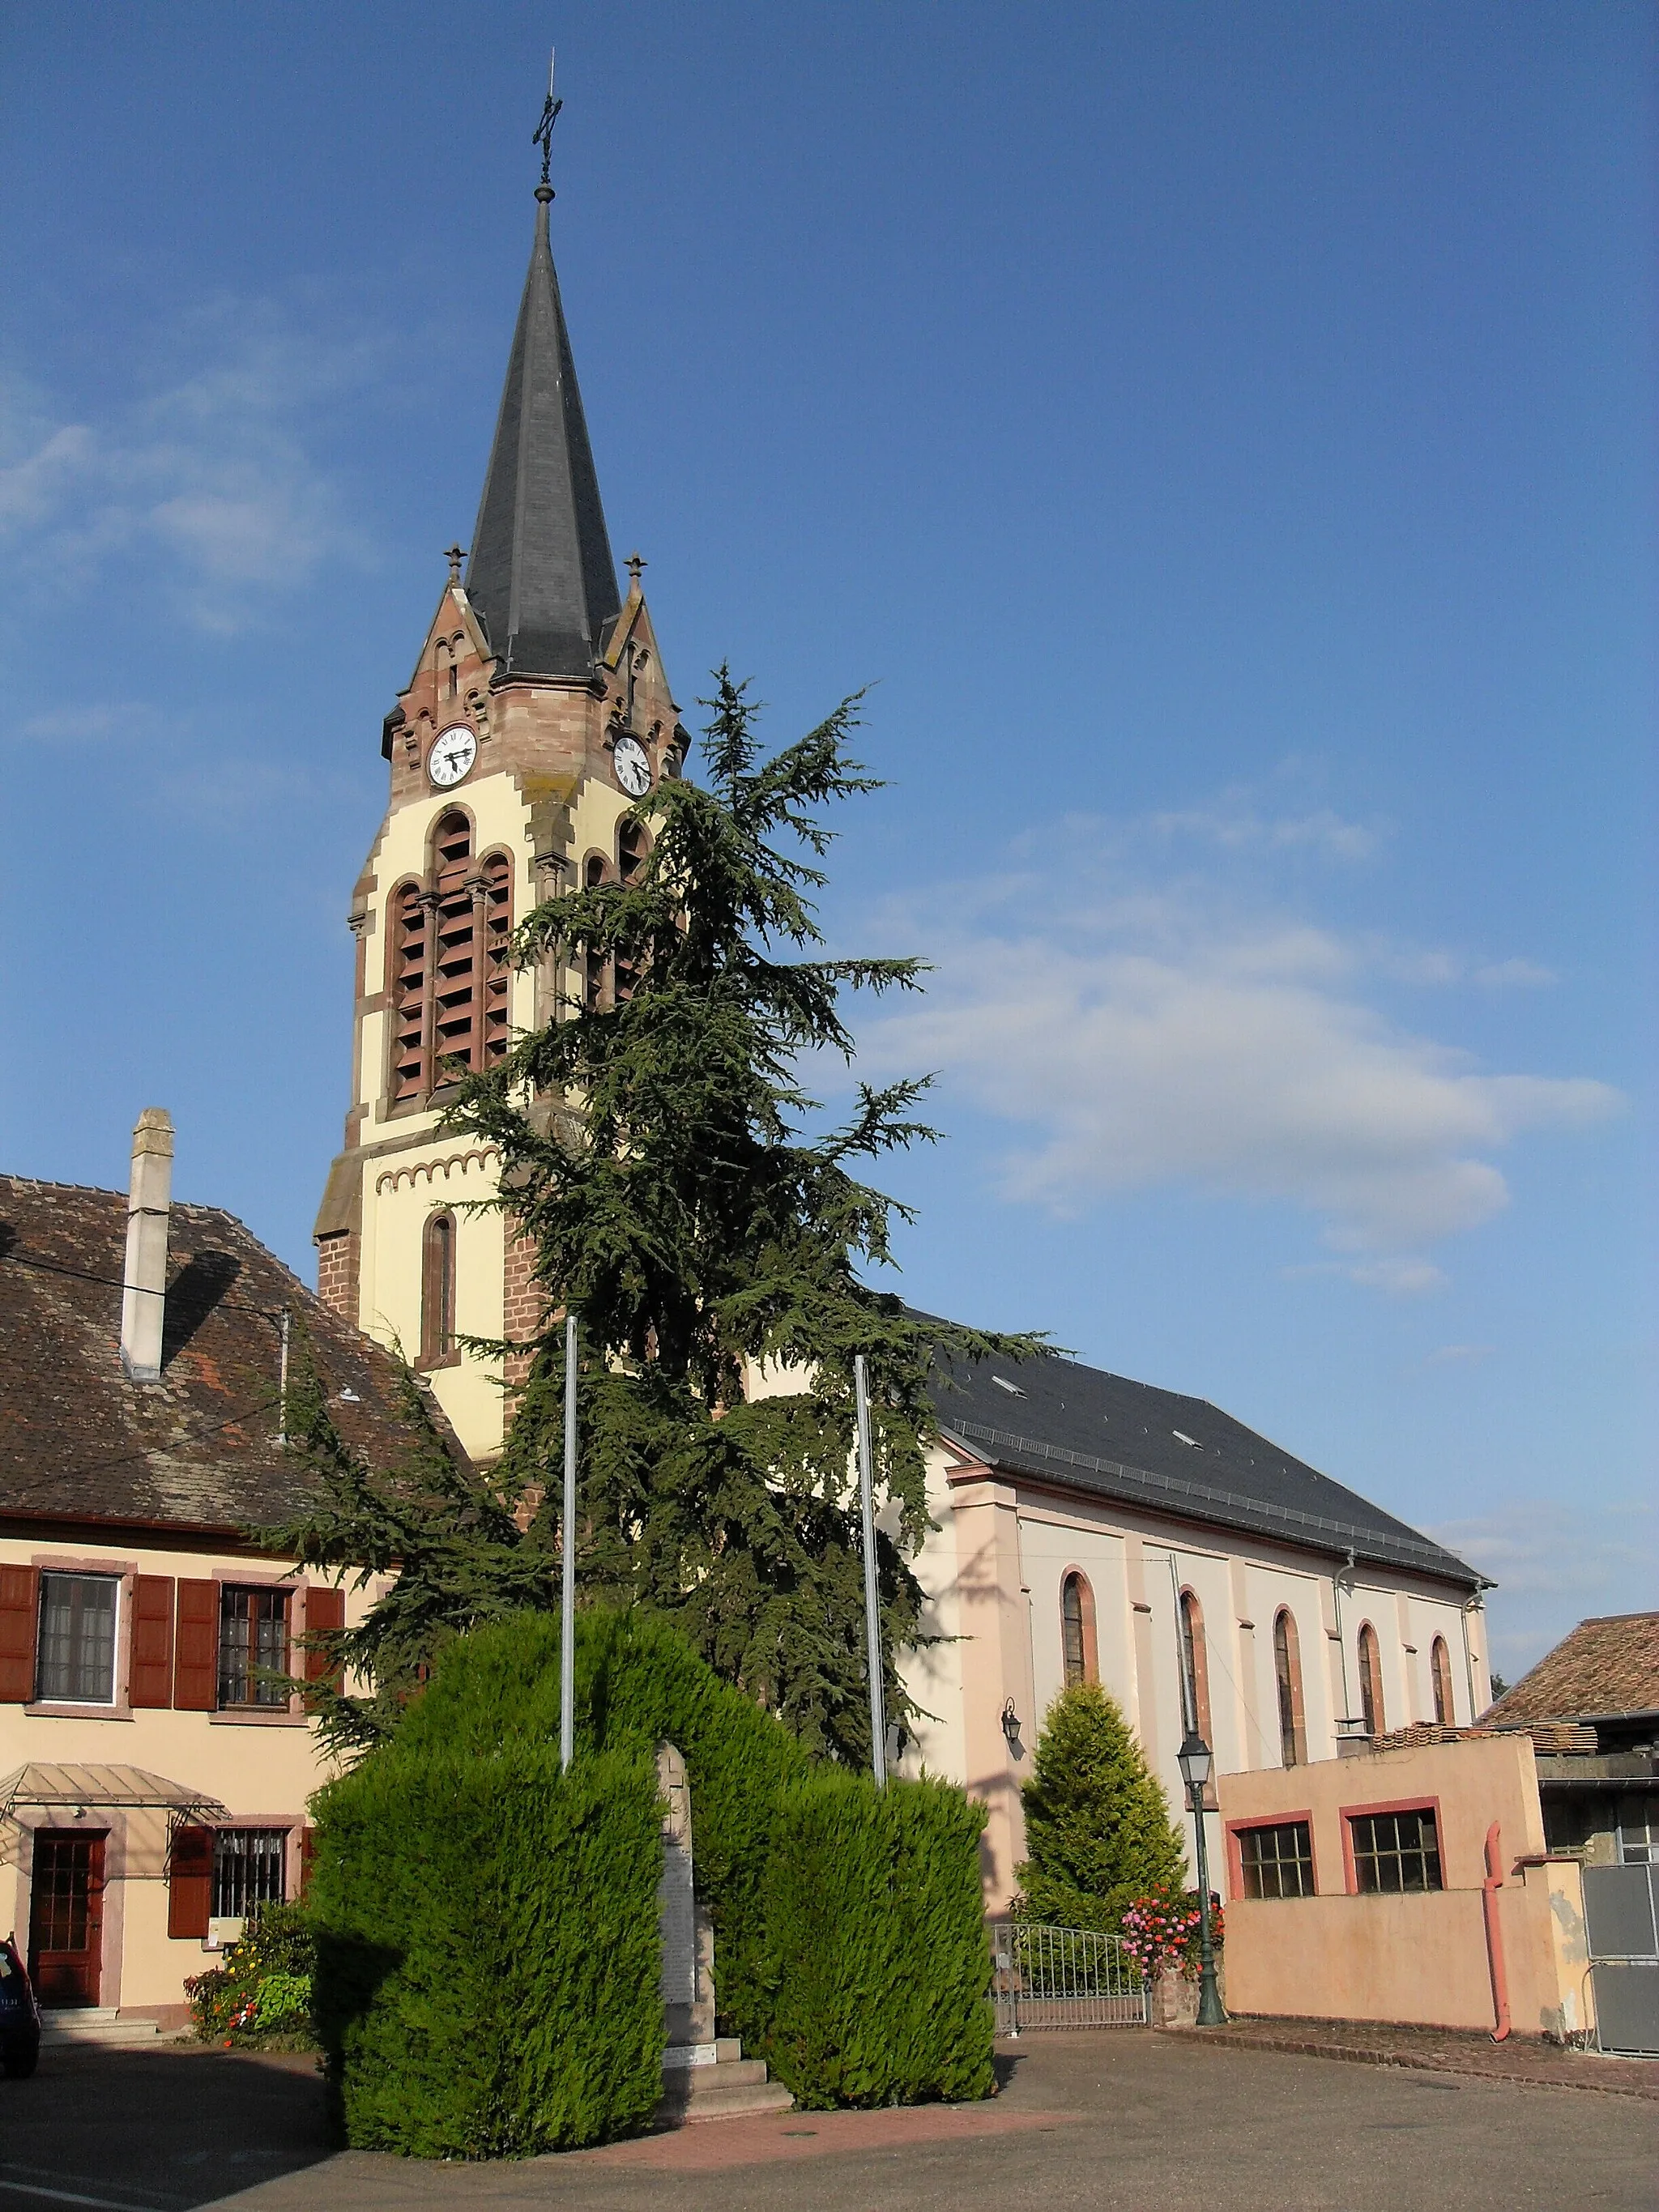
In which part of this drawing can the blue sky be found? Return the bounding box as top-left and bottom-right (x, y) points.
(2, 3), (1652, 1677)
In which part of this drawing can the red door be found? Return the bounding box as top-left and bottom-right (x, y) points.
(29, 1832), (106, 2006)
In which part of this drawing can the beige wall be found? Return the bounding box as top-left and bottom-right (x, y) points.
(1, 1533), (364, 2019)
(1218, 1734), (1594, 2039)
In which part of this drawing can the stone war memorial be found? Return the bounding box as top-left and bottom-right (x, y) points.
(655, 1745), (791, 2120)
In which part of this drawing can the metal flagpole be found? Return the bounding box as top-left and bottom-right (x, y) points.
(560, 1311), (578, 1773)
(854, 1355), (887, 1786)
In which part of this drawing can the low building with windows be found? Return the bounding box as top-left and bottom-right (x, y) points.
(1216, 1731), (1597, 2040)
(0, 1121), (433, 2030)
(898, 1342), (1491, 1909)
(1210, 1617), (1659, 2048)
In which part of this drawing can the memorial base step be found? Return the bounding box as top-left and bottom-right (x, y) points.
(657, 2041), (794, 2123)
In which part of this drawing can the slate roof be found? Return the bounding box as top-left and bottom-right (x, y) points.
(0, 1175), (452, 1538)
(465, 188), (619, 680)
(927, 1336), (1481, 1588)
(1483, 1613), (1659, 1726)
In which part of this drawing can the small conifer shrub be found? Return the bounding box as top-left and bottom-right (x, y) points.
(1013, 1681), (1187, 1935)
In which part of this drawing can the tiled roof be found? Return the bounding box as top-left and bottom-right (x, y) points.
(0, 1175), (452, 1537)
(1484, 1613), (1659, 1726)
(928, 1336), (1480, 1588)
(1371, 1720), (1600, 1754)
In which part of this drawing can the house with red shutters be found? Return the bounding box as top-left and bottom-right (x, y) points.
(0, 1112), (445, 2035)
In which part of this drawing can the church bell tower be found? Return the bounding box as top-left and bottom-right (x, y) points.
(313, 150), (682, 1463)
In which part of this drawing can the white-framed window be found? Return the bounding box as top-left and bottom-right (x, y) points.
(36, 1572), (120, 1703)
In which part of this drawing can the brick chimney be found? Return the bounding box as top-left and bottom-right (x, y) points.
(121, 1107), (173, 1383)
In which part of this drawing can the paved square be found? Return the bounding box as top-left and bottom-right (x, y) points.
(2, 2031), (1653, 2211)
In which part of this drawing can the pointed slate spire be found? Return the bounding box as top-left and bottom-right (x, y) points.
(465, 184), (620, 680)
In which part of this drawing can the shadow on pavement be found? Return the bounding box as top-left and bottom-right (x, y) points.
(0, 2041), (332, 2210)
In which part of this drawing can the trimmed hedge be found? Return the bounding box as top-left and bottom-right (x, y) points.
(331, 1608), (994, 2128)
(308, 1742), (663, 2158)
(394, 1608), (810, 2055)
(762, 1770), (994, 2108)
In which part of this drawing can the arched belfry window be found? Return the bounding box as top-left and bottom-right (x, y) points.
(1358, 1622), (1385, 1737)
(1273, 1609), (1306, 1767)
(1060, 1572), (1097, 1687)
(386, 813), (513, 1105)
(1179, 1588), (1213, 1747)
(420, 1211), (456, 1367)
(618, 819), (649, 885)
(1431, 1634), (1455, 1726)
(582, 851), (611, 1010)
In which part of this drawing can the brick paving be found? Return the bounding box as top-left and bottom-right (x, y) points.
(1164, 2014), (1659, 2098)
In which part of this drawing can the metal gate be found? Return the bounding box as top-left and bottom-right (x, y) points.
(1584, 1863), (1659, 2056)
(991, 1920), (1149, 2033)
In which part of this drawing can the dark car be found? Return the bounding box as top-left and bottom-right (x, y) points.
(0, 1936), (41, 2078)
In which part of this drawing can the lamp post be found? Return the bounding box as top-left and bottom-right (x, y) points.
(1176, 1728), (1227, 2027)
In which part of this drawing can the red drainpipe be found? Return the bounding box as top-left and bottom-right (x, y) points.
(1481, 1821), (1512, 2042)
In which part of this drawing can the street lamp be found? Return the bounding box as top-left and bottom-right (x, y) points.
(1176, 1728), (1227, 2027)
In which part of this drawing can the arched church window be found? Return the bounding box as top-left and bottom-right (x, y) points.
(1179, 1588), (1213, 1747)
(1273, 1608), (1306, 1767)
(1358, 1622), (1385, 1737)
(1431, 1634), (1454, 1726)
(1060, 1571), (1097, 1686)
(420, 1211), (455, 1366)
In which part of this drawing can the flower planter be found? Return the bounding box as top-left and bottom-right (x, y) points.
(1152, 1971), (1198, 2029)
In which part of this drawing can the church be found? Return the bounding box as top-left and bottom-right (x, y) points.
(310, 159), (1493, 1906)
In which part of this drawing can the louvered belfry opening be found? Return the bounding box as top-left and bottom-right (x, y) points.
(482, 851), (512, 1062)
(432, 810), (480, 1080)
(387, 814), (514, 1105)
(391, 883), (428, 1102)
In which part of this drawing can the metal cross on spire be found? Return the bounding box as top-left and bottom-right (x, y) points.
(533, 45), (563, 190)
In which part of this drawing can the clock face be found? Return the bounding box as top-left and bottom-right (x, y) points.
(612, 735), (652, 798)
(428, 723), (477, 788)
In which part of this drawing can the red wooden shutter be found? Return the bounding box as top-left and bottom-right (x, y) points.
(0, 1565), (38, 1703)
(168, 1825), (214, 1939)
(173, 1579), (219, 1711)
(304, 1585), (345, 1681)
(129, 1575), (175, 1707)
(298, 1826), (316, 1899)
(303, 1585), (345, 1708)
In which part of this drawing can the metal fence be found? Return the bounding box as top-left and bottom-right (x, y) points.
(990, 1919), (1149, 2034)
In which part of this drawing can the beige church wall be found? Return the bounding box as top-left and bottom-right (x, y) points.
(357, 1143), (506, 1460)
(894, 1445), (970, 1790)
(1019, 1502), (1130, 1735)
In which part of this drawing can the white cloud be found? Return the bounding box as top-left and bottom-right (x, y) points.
(1151, 803), (1380, 862)
(0, 306), (379, 631)
(14, 701), (145, 745)
(855, 833), (1623, 1271)
(1424, 1342), (1496, 1366)
(1473, 958), (1557, 990)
